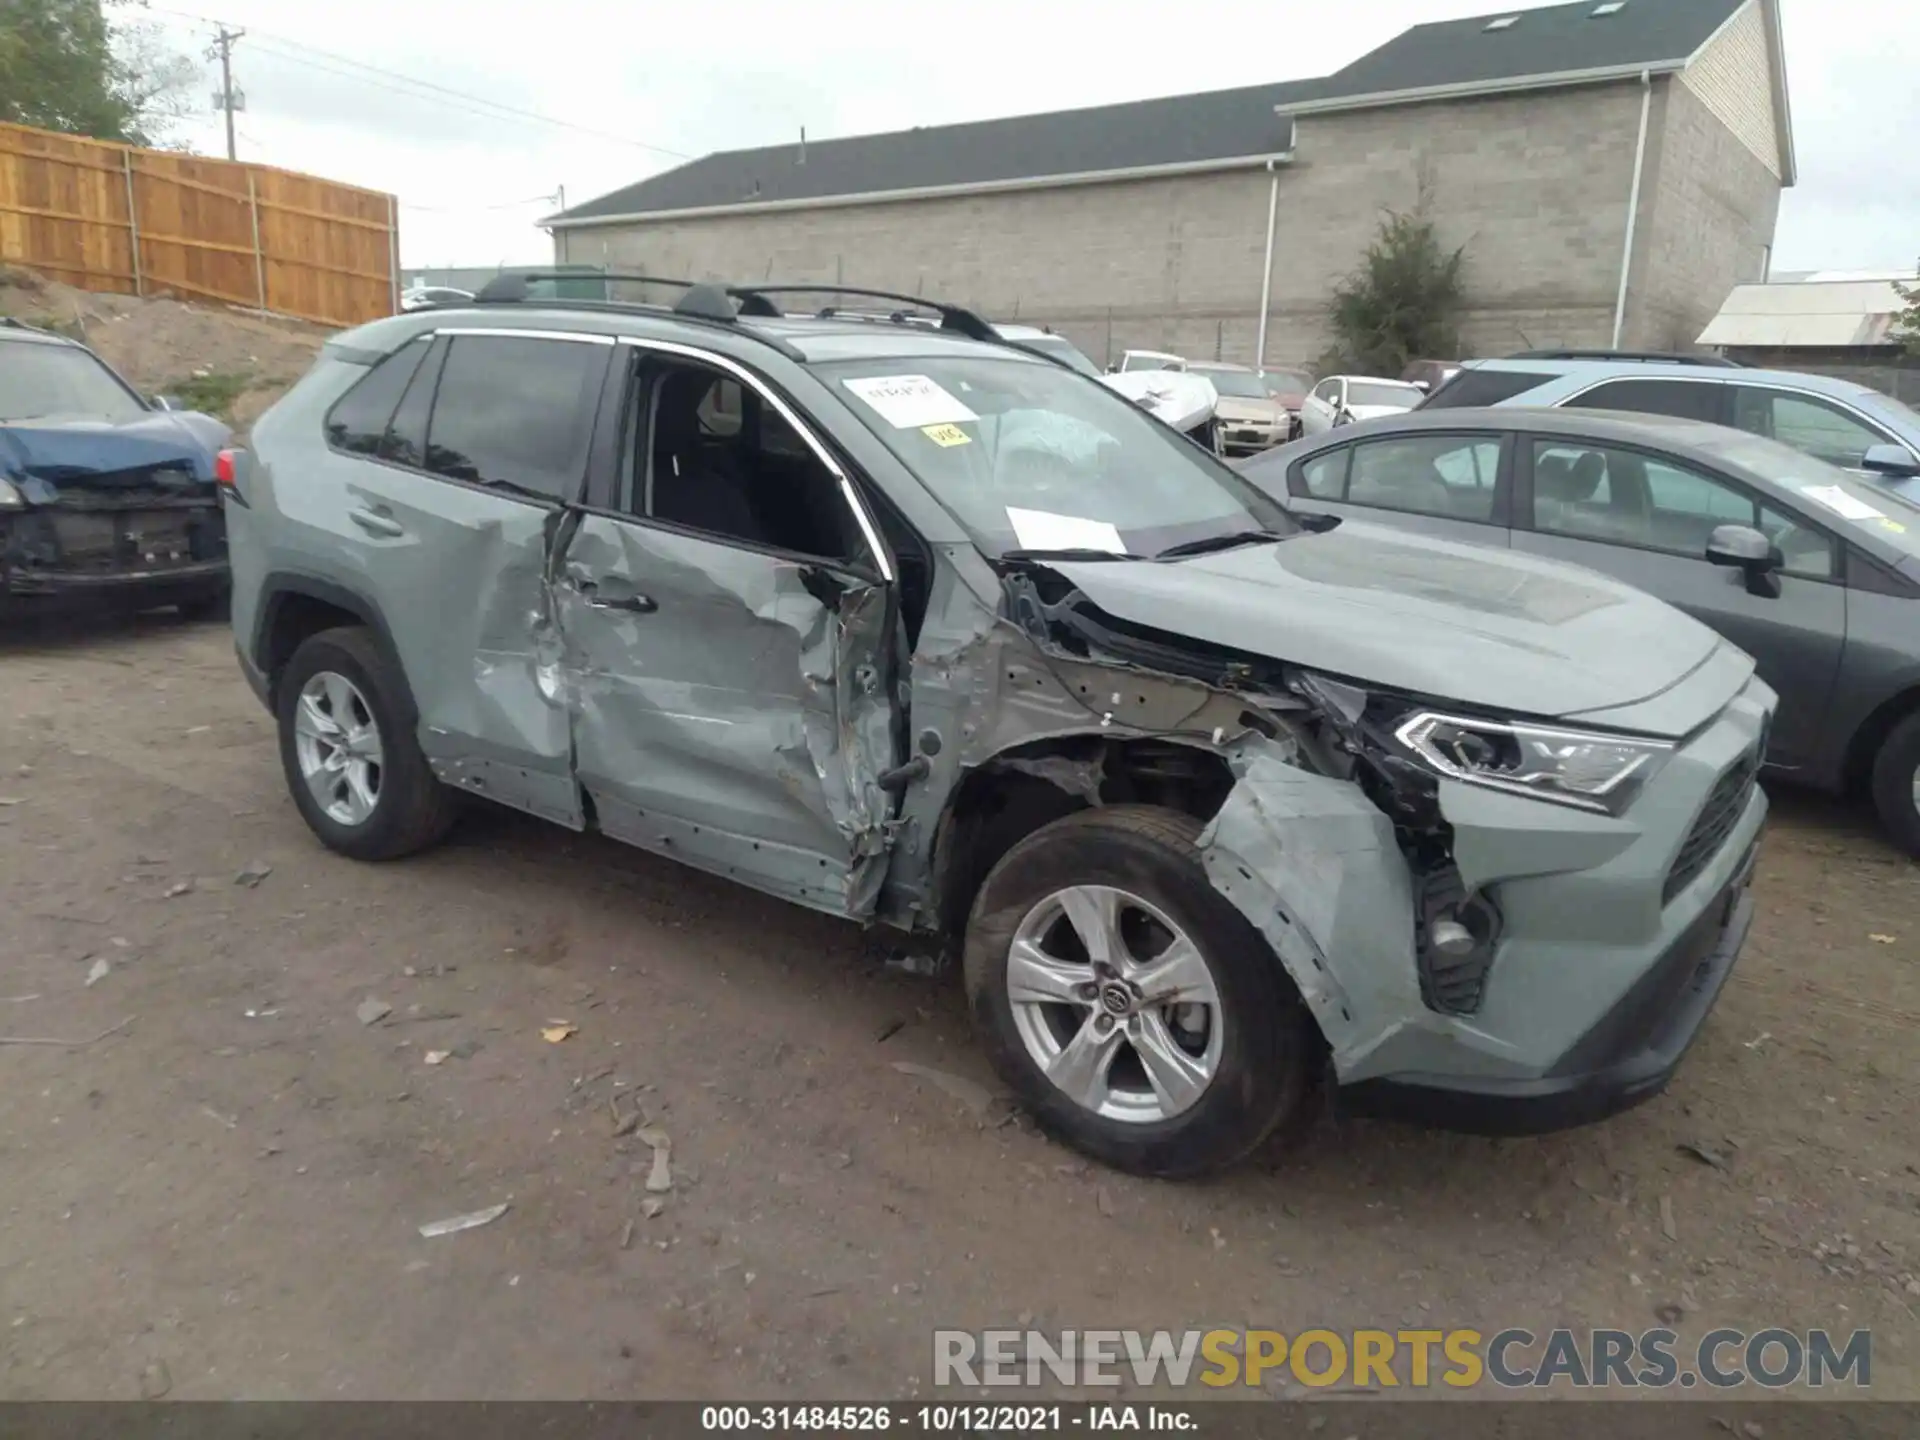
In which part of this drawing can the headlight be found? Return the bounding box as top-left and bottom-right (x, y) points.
(1394, 711), (1673, 814)
(0, 477), (23, 509)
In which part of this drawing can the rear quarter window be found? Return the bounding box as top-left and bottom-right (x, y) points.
(1421, 369), (1559, 409)
(323, 338), (429, 454)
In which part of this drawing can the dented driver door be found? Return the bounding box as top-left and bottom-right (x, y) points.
(551, 515), (901, 918)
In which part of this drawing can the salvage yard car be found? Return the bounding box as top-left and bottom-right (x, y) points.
(1298, 375), (1426, 435)
(1186, 362), (1290, 456)
(1, 317), (230, 618)
(227, 277), (1774, 1178)
(1242, 406), (1920, 855)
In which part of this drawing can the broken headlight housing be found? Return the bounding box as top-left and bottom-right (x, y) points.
(1394, 711), (1673, 815)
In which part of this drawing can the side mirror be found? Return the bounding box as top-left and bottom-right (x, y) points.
(150, 394), (181, 412)
(1706, 524), (1783, 598)
(1412, 380), (1431, 393)
(1861, 443), (1920, 478)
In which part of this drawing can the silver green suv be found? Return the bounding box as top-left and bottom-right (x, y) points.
(225, 277), (1775, 1177)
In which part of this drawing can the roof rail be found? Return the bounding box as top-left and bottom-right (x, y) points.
(473, 269), (695, 303)
(1505, 348), (1744, 368)
(731, 285), (999, 343)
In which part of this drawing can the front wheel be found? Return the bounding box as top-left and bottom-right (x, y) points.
(276, 626), (456, 861)
(1869, 712), (1920, 859)
(962, 806), (1314, 1178)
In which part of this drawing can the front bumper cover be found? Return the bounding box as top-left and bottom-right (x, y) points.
(1337, 840), (1757, 1135)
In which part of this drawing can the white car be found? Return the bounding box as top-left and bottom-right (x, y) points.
(399, 286), (474, 313)
(1113, 348), (1186, 374)
(1297, 375), (1427, 436)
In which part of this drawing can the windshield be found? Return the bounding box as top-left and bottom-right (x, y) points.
(823, 356), (1294, 558)
(1261, 369), (1312, 396)
(0, 341), (146, 424)
(1346, 380), (1423, 409)
(1702, 428), (1920, 557)
(1194, 368), (1266, 399)
(1021, 335), (1103, 378)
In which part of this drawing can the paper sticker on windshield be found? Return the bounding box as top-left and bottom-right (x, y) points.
(1005, 507), (1127, 554)
(922, 423), (972, 447)
(1880, 517), (1908, 534)
(842, 374), (977, 429)
(1799, 484), (1885, 523)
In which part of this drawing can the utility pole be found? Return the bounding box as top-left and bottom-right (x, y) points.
(208, 26), (246, 161)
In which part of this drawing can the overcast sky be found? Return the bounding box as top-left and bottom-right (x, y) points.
(144, 0), (1914, 276)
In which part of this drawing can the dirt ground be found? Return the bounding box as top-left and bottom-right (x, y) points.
(1, 615), (1917, 1402)
(0, 266), (323, 433)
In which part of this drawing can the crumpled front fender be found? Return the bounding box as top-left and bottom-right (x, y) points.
(1197, 747), (1426, 1081)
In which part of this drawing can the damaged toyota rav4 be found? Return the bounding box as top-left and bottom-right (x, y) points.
(227, 278), (1774, 1178)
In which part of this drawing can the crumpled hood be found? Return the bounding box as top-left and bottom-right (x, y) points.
(1050, 521), (1734, 733)
(1344, 402), (1416, 422)
(0, 410), (226, 492)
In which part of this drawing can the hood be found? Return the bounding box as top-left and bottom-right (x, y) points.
(1214, 396), (1280, 423)
(1101, 371), (1218, 433)
(1050, 522), (1735, 735)
(1345, 402), (1416, 422)
(0, 410), (226, 493)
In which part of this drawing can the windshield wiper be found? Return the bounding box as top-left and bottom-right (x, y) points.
(999, 547), (1144, 564)
(1154, 530), (1288, 561)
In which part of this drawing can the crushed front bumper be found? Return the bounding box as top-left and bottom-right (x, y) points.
(1339, 840), (1757, 1134)
(1, 500), (228, 611)
(1219, 423), (1289, 455)
(1199, 673), (1773, 1138)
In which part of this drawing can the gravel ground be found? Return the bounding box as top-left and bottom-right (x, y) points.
(1, 616), (1916, 1401)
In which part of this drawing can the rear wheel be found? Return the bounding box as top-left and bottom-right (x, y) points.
(963, 806), (1313, 1178)
(1869, 712), (1920, 859)
(276, 626), (455, 861)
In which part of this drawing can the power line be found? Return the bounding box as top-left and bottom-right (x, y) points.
(148, 6), (689, 159)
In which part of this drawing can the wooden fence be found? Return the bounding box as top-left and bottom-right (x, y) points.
(0, 121), (398, 328)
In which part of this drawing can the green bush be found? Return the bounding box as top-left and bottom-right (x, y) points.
(1322, 207), (1467, 378)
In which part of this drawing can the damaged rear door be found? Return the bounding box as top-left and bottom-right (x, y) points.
(552, 342), (901, 916)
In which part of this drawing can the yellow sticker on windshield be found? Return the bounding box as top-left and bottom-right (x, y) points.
(1881, 518), (1907, 533)
(922, 423), (972, 447)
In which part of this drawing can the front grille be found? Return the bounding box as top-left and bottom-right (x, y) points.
(1663, 750), (1759, 905)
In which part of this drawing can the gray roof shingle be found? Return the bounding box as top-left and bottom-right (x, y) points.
(553, 0), (1747, 224)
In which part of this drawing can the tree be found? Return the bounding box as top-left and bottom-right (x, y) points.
(1894, 260), (1920, 357)
(1322, 202), (1468, 377)
(0, 0), (195, 147)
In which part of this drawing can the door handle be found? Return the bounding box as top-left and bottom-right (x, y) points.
(589, 593), (658, 615)
(348, 507), (405, 538)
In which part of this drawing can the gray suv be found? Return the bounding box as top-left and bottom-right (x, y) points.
(227, 277), (1775, 1177)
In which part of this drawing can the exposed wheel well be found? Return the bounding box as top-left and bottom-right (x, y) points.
(1842, 686), (1920, 794)
(930, 736), (1236, 940)
(254, 583), (416, 726)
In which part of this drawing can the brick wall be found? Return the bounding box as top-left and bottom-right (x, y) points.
(556, 77), (1775, 371)
(1678, 0), (1782, 178)
(1630, 75), (1782, 352)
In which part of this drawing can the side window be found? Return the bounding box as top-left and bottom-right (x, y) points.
(1298, 448), (1349, 499)
(1731, 387), (1890, 470)
(1421, 368), (1560, 409)
(1310, 380), (1337, 404)
(323, 337), (428, 454)
(1344, 434), (1502, 521)
(423, 336), (605, 500)
(634, 358), (864, 564)
(1569, 378), (1725, 424)
(1530, 441), (1835, 577)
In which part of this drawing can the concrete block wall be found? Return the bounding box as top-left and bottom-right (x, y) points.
(1630, 76), (1781, 352)
(557, 75), (1777, 372)
(1679, 0), (1782, 178)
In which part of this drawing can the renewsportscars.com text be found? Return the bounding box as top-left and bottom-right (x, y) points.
(933, 1327), (1871, 1391)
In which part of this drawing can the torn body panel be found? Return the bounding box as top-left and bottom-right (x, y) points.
(551, 513), (896, 915)
(377, 491), (581, 828)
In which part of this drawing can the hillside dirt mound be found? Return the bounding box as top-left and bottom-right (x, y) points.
(0, 263), (329, 434)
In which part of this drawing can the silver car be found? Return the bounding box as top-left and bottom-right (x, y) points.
(1243, 405), (1920, 855)
(225, 278), (1773, 1177)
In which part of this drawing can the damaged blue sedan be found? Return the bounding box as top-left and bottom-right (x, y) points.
(0, 318), (230, 618)
(225, 278), (1776, 1178)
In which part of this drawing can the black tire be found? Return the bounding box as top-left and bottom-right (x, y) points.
(1869, 711), (1920, 859)
(962, 805), (1314, 1178)
(275, 625), (456, 861)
